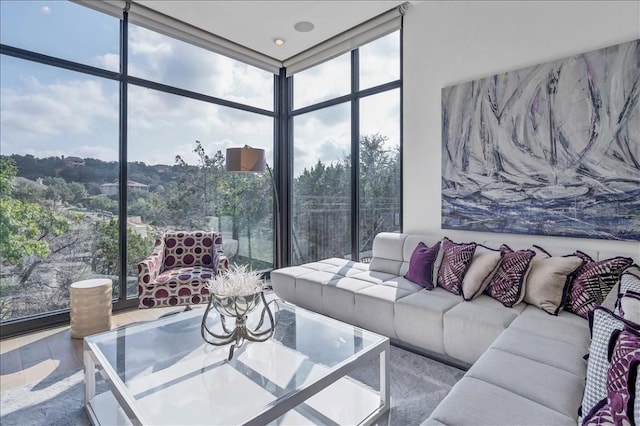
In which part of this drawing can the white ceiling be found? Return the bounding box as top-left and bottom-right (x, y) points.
(136, 1), (405, 61)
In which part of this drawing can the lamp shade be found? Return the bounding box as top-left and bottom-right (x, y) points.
(226, 147), (266, 172)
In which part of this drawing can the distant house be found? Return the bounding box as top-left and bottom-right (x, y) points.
(13, 176), (47, 190)
(100, 180), (149, 195)
(63, 156), (85, 167)
(152, 164), (172, 173)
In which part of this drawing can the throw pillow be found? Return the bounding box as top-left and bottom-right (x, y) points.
(404, 241), (441, 290)
(582, 327), (640, 425)
(461, 245), (502, 301)
(565, 254), (633, 319)
(484, 245), (535, 308)
(617, 265), (640, 299)
(581, 306), (639, 419)
(523, 245), (583, 315)
(436, 238), (476, 295)
(618, 291), (640, 324)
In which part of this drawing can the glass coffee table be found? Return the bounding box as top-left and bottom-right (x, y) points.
(83, 301), (390, 425)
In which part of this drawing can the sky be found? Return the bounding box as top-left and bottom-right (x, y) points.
(0, 0), (400, 176)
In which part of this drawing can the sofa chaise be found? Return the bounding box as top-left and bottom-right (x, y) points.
(271, 232), (638, 425)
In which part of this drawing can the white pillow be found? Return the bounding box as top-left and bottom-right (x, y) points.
(461, 245), (502, 301)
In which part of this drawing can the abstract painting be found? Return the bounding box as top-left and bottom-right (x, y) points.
(442, 39), (640, 241)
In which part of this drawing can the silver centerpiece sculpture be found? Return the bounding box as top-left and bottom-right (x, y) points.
(201, 264), (275, 360)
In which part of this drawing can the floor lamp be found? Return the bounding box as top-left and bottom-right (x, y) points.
(225, 146), (281, 270)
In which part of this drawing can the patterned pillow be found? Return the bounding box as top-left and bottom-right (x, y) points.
(582, 327), (640, 425)
(618, 291), (640, 324)
(462, 245), (502, 301)
(565, 254), (633, 319)
(484, 245), (535, 308)
(436, 238), (476, 295)
(523, 245), (584, 315)
(404, 241), (441, 290)
(615, 266), (640, 316)
(581, 307), (639, 419)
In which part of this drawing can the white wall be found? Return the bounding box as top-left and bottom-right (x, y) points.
(403, 0), (640, 257)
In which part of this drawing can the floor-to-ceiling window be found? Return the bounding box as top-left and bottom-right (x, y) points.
(0, 1), (275, 333)
(291, 31), (402, 264)
(0, 1), (402, 335)
(0, 1), (120, 324)
(125, 25), (275, 298)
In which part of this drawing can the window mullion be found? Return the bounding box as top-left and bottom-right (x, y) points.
(351, 49), (360, 261)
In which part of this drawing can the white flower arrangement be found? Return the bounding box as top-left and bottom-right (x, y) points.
(207, 264), (263, 297)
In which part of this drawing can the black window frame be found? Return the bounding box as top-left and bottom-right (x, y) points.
(0, 4), (402, 337)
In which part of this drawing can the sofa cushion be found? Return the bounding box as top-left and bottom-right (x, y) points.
(369, 232), (407, 275)
(465, 348), (585, 419)
(442, 295), (524, 364)
(350, 270), (403, 285)
(154, 265), (215, 287)
(321, 276), (374, 324)
(565, 253), (633, 319)
(484, 245), (535, 307)
(140, 265), (215, 308)
(404, 241), (441, 289)
(490, 326), (588, 377)
(436, 238), (476, 295)
(394, 288), (461, 354)
(524, 246), (583, 315)
(582, 327), (640, 425)
(508, 305), (590, 349)
(426, 376), (575, 425)
(271, 265), (323, 305)
(354, 284), (413, 339)
(461, 245), (502, 301)
(294, 270), (347, 313)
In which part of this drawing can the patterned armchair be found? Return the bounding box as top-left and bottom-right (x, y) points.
(138, 231), (229, 309)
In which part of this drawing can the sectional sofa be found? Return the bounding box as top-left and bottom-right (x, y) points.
(270, 232), (638, 425)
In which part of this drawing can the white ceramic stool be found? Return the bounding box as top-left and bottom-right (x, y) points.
(70, 278), (113, 339)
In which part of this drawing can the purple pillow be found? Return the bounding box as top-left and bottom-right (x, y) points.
(404, 241), (441, 290)
(582, 327), (640, 425)
(565, 253), (633, 319)
(484, 245), (535, 307)
(437, 238), (476, 295)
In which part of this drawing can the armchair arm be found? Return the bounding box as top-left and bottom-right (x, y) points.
(216, 253), (229, 274)
(138, 238), (165, 284)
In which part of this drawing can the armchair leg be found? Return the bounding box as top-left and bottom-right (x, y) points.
(184, 305), (192, 312)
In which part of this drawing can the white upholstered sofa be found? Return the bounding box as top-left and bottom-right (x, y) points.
(270, 232), (637, 425)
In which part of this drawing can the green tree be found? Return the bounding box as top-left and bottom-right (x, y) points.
(0, 157), (69, 267)
(92, 218), (153, 276)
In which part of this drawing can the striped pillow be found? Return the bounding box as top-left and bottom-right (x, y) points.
(484, 245), (535, 307)
(565, 253), (633, 319)
(436, 238), (476, 295)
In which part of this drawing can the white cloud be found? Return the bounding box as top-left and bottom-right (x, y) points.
(74, 145), (118, 161)
(40, 6), (51, 15)
(1, 22), (398, 175)
(94, 53), (119, 72)
(127, 26), (273, 110)
(0, 76), (118, 156)
(294, 53), (351, 109)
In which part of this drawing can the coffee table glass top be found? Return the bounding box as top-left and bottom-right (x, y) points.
(84, 301), (388, 425)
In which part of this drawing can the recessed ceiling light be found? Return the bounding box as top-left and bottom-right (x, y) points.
(294, 21), (314, 32)
(273, 38), (285, 46)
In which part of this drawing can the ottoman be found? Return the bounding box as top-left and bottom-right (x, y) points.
(70, 278), (113, 339)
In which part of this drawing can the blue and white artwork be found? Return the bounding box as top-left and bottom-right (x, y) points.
(442, 39), (640, 241)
